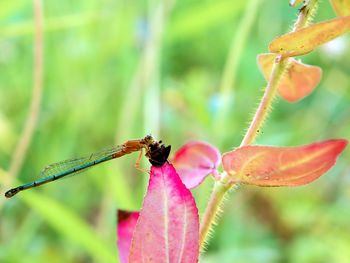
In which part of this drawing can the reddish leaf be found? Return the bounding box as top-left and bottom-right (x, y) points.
(257, 53), (322, 102)
(129, 163), (199, 263)
(222, 140), (347, 186)
(117, 211), (139, 263)
(269, 16), (350, 57)
(331, 0), (350, 17)
(172, 141), (221, 188)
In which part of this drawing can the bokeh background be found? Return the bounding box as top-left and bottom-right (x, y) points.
(1, 0), (349, 262)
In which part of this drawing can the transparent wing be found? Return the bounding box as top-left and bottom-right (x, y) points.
(40, 145), (124, 177)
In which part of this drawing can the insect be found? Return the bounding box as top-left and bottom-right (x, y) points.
(5, 135), (171, 198)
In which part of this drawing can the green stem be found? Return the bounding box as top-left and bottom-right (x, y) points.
(199, 0), (320, 251)
(292, 0), (319, 31)
(200, 56), (287, 250)
(199, 173), (232, 249)
(240, 0), (319, 147)
(240, 56), (287, 146)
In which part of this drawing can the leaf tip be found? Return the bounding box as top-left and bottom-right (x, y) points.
(332, 138), (348, 152)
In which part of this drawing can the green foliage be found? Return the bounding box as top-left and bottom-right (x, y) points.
(20, 191), (118, 263)
(1, 0), (349, 262)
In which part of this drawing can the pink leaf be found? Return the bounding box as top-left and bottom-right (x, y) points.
(257, 53), (322, 102)
(129, 163), (199, 263)
(117, 211), (139, 263)
(172, 141), (221, 188)
(222, 139), (348, 186)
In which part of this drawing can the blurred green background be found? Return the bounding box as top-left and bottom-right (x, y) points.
(1, 0), (349, 262)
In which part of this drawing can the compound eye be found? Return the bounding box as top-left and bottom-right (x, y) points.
(148, 145), (171, 166)
(150, 144), (157, 150)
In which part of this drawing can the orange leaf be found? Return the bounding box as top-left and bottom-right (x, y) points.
(222, 139), (348, 186)
(331, 0), (350, 17)
(257, 53), (322, 102)
(269, 16), (350, 57)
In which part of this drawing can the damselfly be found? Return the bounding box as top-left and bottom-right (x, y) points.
(5, 135), (171, 198)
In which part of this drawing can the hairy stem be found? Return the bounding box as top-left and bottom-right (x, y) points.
(240, 56), (287, 146)
(200, 0), (320, 250)
(241, 0), (319, 147)
(293, 0), (319, 31)
(199, 173), (233, 249)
